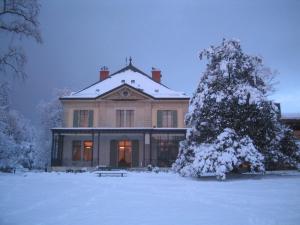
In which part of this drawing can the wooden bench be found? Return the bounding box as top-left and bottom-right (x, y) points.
(96, 172), (127, 177)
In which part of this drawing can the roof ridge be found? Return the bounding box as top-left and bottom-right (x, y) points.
(110, 63), (149, 77)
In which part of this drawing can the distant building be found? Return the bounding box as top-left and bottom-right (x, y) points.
(281, 114), (300, 140)
(51, 59), (189, 168)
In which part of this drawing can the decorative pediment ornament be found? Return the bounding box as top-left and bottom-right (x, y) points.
(118, 88), (131, 98)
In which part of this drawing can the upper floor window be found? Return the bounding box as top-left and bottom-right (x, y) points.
(73, 110), (94, 127)
(116, 110), (134, 127)
(157, 110), (178, 128)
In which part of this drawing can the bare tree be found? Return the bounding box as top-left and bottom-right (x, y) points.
(0, 0), (42, 79)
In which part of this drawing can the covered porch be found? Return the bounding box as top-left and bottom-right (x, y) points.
(51, 128), (186, 168)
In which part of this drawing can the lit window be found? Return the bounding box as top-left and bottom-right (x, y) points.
(118, 140), (132, 167)
(83, 141), (93, 161)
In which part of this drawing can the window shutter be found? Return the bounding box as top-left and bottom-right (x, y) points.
(88, 110), (94, 127)
(73, 110), (79, 127)
(172, 110), (178, 128)
(132, 140), (139, 167)
(110, 140), (118, 167)
(157, 110), (163, 128)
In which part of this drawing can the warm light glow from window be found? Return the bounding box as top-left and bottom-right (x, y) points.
(83, 141), (93, 161)
(84, 141), (93, 148)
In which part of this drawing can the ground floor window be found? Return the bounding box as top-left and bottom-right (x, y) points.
(118, 140), (132, 167)
(72, 141), (81, 161)
(151, 134), (184, 167)
(83, 141), (93, 161)
(72, 140), (93, 161)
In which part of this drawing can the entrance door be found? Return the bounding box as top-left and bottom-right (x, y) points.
(118, 140), (132, 167)
(110, 140), (139, 168)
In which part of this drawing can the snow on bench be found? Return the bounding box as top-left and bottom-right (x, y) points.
(96, 172), (127, 177)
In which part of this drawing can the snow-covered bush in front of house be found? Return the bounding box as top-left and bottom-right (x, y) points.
(173, 39), (299, 179)
(153, 166), (160, 173)
(179, 128), (264, 180)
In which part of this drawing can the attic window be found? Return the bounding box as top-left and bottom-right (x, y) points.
(121, 80), (125, 83)
(131, 80), (135, 84)
(96, 89), (100, 92)
(155, 89), (159, 93)
(122, 90), (129, 97)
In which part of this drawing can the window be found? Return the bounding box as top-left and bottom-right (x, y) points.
(83, 141), (93, 161)
(73, 110), (94, 127)
(72, 140), (93, 161)
(151, 134), (185, 167)
(116, 110), (134, 127)
(118, 140), (132, 167)
(72, 141), (81, 161)
(157, 110), (177, 128)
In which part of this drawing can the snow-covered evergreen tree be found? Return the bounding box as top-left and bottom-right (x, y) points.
(35, 88), (71, 168)
(173, 39), (300, 179)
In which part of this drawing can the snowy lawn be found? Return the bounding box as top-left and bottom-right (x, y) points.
(0, 171), (300, 225)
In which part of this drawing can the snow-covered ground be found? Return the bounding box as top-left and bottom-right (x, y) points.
(0, 171), (300, 225)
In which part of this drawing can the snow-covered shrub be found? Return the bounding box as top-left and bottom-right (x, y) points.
(173, 39), (299, 179)
(180, 129), (264, 180)
(147, 164), (153, 171)
(153, 167), (160, 173)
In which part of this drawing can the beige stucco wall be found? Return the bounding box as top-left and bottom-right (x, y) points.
(61, 89), (189, 128)
(151, 100), (188, 128)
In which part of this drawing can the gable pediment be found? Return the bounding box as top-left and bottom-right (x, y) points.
(100, 85), (152, 100)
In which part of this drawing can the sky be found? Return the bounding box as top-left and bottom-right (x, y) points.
(6, 0), (300, 123)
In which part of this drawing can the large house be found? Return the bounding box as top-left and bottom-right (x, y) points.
(51, 59), (190, 168)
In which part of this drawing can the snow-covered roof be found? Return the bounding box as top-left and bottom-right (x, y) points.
(62, 63), (189, 100)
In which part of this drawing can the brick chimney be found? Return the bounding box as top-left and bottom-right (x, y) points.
(152, 68), (161, 83)
(100, 66), (109, 81)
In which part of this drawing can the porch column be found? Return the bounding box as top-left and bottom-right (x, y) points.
(97, 132), (100, 166)
(91, 131), (95, 167)
(50, 130), (56, 166)
(144, 133), (151, 166)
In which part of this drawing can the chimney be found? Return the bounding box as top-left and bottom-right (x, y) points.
(152, 68), (161, 83)
(100, 66), (109, 81)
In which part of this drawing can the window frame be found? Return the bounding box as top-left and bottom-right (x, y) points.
(72, 140), (81, 161)
(73, 110), (94, 127)
(83, 140), (93, 161)
(157, 110), (178, 128)
(116, 109), (134, 127)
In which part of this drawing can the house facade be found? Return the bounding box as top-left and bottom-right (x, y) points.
(51, 60), (189, 168)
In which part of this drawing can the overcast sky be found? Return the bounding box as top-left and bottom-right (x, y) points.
(9, 0), (300, 123)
